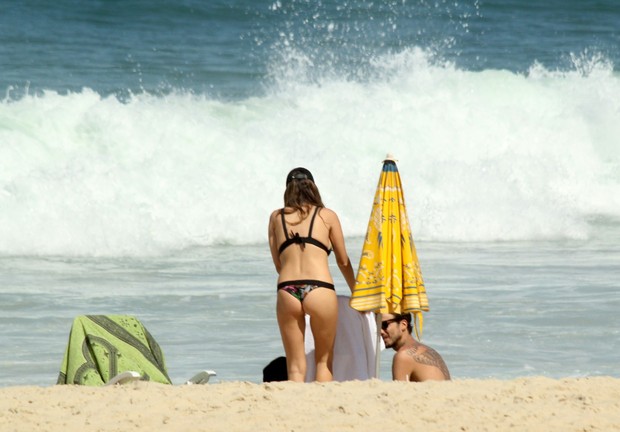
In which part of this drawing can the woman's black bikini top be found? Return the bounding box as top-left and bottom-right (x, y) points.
(278, 207), (331, 256)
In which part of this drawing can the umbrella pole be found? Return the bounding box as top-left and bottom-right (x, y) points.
(375, 312), (382, 379)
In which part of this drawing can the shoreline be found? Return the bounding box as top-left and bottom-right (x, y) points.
(1, 377), (619, 431)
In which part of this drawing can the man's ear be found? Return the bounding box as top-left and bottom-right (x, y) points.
(398, 319), (407, 332)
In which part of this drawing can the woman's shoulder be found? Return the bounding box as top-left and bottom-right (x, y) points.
(317, 206), (339, 221)
(317, 206), (335, 214)
(269, 208), (284, 220)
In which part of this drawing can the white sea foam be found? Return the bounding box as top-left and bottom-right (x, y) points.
(1, 49), (619, 256)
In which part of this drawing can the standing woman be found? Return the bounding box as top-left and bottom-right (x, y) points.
(268, 167), (356, 382)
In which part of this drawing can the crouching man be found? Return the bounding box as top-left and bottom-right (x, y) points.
(381, 313), (451, 382)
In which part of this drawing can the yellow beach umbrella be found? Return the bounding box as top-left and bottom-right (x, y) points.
(350, 156), (429, 376)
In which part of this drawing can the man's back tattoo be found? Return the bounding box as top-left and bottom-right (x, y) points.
(406, 345), (451, 379)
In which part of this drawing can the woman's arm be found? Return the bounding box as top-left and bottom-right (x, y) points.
(324, 209), (356, 292)
(268, 210), (282, 274)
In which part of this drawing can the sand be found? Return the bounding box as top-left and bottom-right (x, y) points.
(1, 377), (619, 431)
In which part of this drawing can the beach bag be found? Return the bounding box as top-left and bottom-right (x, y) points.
(57, 315), (171, 386)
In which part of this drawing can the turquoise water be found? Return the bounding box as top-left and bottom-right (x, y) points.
(1, 1), (619, 386)
(2, 1), (619, 99)
(2, 231), (619, 386)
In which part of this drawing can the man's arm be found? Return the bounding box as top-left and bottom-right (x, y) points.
(392, 351), (414, 381)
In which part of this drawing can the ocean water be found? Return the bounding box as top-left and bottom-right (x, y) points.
(1, 0), (619, 386)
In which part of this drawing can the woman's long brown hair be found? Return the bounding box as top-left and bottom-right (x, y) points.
(283, 179), (325, 221)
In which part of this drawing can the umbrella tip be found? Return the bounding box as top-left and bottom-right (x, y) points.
(384, 153), (398, 162)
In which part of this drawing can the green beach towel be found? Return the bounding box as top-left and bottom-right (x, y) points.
(57, 315), (172, 386)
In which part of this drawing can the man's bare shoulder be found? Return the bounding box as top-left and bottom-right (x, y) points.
(393, 347), (416, 368)
(399, 343), (451, 380)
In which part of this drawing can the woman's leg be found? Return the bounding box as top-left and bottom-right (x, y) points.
(303, 288), (338, 382)
(276, 290), (306, 382)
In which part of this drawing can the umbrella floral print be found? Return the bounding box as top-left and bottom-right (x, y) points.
(350, 157), (429, 339)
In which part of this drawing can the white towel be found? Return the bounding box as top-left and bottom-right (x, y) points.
(305, 295), (380, 382)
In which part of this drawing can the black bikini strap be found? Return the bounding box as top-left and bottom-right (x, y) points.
(307, 207), (320, 237)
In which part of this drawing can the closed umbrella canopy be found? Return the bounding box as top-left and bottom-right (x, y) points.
(350, 157), (429, 338)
